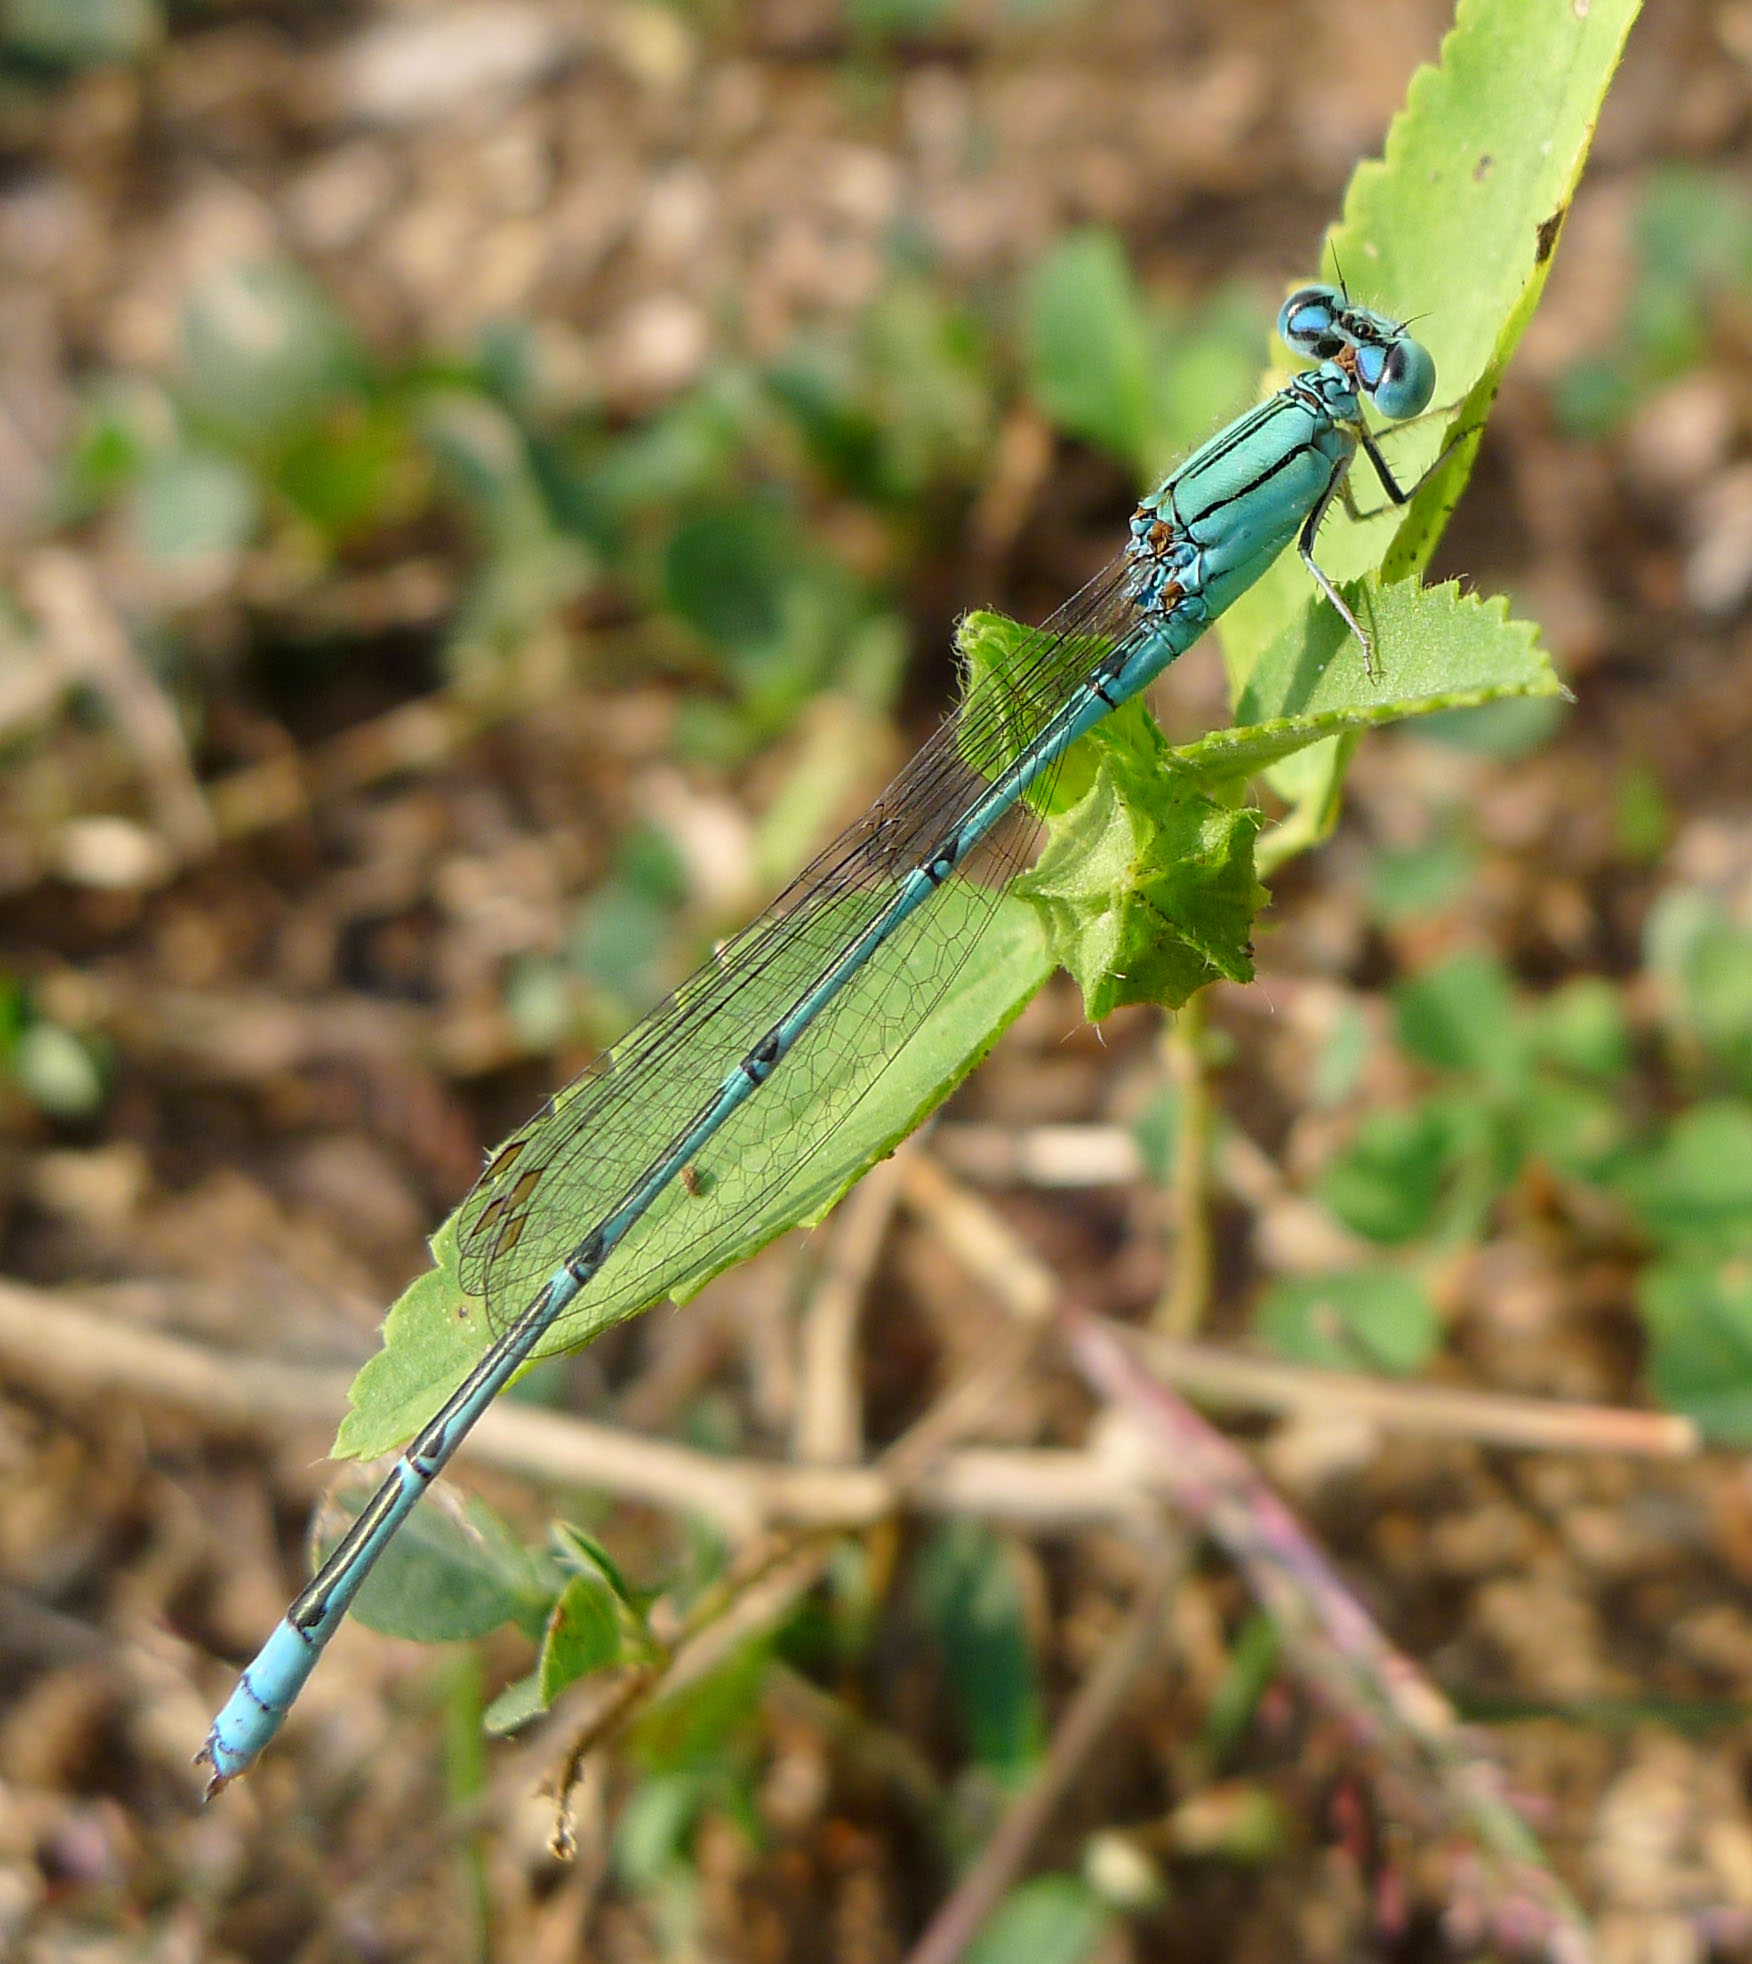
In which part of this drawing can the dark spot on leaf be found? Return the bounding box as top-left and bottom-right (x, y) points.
(1474, 153), (1494, 182)
(1536, 205), (1567, 264)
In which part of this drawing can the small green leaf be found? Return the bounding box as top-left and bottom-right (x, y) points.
(1258, 1269), (1440, 1376)
(1313, 1000), (1370, 1108)
(1319, 1103), (1457, 1245)
(1025, 229), (1153, 471)
(571, 879), (676, 1013)
(614, 1771), (714, 1889)
(420, 389), (553, 546)
(12, 1022), (105, 1118)
(1523, 978), (1630, 1083)
(966, 1876), (1111, 1964)
(1518, 1074), (1628, 1181)
(483, 1670), (546, 1737)
(1615, 763), (1672, 865)
(1617, 1103), (1752, 1251)
(274, 400), (421, 541)
(914, 1522), (1042, 1785)
(632, 1639), (771, 1771)
(539, 1571), (623, 1705)
(553, 1522), (642, 1612)
(1146, 285), (1265, 472)
(1202, 1612), (1281, 1760)
(1368, 833), (1478, 925)
(132, 449), (258, 564)
(1394, 950), (1520, 1085)
(847, 0), (958, 38)
(1639, 1254), (1752, 1443)
(1131, 1085), (1180, 1185)
(663, 502), (793, 654)
(1646, 890), (1752, 1087)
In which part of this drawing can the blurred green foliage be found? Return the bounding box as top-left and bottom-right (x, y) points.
(0, 973), (107, 1120)
(1026, 229), (1262, 482)
(39, 209), (1277, 1076)
(1555, 166), (1752, 437)
(0, 0), (161, 68)
(914, 1519), (1044, 1790)
(965, 1875), (1113, 1964)
(1263, 869), (1752, 1444)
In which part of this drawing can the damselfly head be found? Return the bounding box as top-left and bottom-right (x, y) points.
(1278, 282), (1435, 423)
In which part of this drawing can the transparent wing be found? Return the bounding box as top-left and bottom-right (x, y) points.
(456, 554), (1154, 1355)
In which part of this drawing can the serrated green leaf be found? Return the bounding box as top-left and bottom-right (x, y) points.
(1014, 759), (1264, 1020)
(955, 608), (1164, 819)
(1217, 0), (1640, 842)
(1179, 583), (1562, 793)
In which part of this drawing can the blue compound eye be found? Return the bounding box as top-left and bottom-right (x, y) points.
(1278, 284), (1348, 360)
(1371, 335), (1436, 420)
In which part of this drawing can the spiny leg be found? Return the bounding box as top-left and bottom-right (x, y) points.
(1298, 466), (1378, 679)
(1344, 417), (1484, 523)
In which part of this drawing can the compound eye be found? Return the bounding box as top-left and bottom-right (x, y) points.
(1374, 337), (1436, 420)
(1277, 284), (1347, 360)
